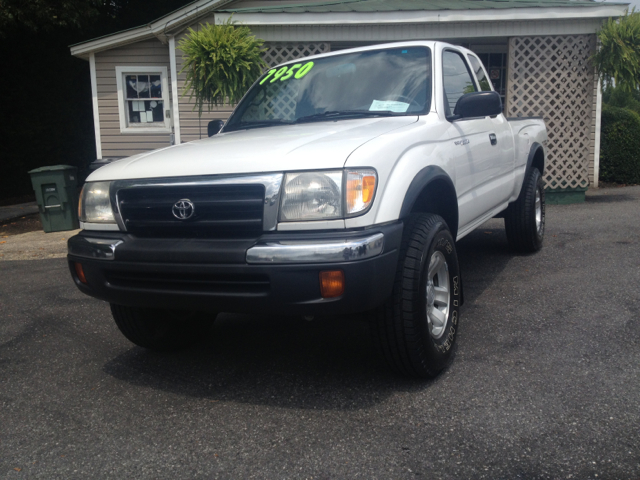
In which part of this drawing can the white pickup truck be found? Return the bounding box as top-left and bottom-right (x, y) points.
(68, 41), (547, 378)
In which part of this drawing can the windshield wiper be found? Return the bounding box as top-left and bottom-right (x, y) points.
(296, 110), (400, 124)
(226, 111), (402, 132)
(225, 119), (295, 132)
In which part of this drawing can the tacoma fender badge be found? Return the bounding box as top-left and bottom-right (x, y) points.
(454, 138), (470, 146)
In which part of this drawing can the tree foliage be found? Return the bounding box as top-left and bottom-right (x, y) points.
(603, 83), (640, 115)
(99, 0), (201, 32)
(593, 10), (640, 92)
(179, 19), (266, 115)
(0, 0), (101, 35)
(0, 0), (196, 201)
(0, 0), (195, 37)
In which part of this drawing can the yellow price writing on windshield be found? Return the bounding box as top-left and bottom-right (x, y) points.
(259, 61), (315, 85)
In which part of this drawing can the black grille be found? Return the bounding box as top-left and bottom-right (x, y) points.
(117, 184), (265, 238)
(104, 270), (270, 296)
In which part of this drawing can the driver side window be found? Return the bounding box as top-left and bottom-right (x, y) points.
(442, 51), (477, 117)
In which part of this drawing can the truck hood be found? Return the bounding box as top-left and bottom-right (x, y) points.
(88, 117), (418, 182)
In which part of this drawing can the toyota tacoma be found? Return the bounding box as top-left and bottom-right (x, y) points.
(68, 41), (547, 377)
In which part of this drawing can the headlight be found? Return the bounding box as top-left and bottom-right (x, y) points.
(280, 171), (343, 222)
(79, 181), (115, 223)
(279, 169), (377, 222)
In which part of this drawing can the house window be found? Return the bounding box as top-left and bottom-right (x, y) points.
(115, 66), (171, 133)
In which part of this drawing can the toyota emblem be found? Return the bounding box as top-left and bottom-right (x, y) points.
(172, 199), (195, 220)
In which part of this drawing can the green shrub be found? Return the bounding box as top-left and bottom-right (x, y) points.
(179, 19), (266, 115)
(600, 105), (640, 184)
(603, 84), (640, 116)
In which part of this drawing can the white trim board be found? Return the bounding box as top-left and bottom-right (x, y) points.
(89, 53), (102, 159)
(115, 66), (171, 134)
(169, 36), (182, 145)
(215, 5), (627, 26)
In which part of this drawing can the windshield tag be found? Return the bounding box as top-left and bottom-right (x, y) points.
(370, 100), (410, 113)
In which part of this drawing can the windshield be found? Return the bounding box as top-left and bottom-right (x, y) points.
(223, 46), (431, 132)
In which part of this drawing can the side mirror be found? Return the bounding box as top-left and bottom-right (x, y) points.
(450, 91), (502, 121)
(207, 119), (225, 137)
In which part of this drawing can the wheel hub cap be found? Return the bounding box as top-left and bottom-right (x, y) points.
(425, 251), (450, 340)
(535, 188), (543, 234)
(426, 283), (435, 306)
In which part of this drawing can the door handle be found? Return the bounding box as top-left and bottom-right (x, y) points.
(489, 133), (497, 146)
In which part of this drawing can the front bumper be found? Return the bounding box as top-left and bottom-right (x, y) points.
(67, 222), (403, 315)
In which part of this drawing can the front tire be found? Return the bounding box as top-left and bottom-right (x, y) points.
(110, 304), (216, 351)
(504, 167), (545, 253)
(373, 213), (461, 378)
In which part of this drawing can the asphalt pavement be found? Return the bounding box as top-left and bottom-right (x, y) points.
(0, 202), (39, 223)
(1, 187), (639, 479)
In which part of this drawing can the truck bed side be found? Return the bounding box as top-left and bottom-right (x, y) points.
(507, 117), (548, 202)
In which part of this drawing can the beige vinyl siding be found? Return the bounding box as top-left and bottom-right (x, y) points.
(176, 17), (235, 143)
(95, 39), (172, 157)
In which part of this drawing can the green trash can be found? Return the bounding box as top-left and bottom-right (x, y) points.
(28, 165), (80, 233)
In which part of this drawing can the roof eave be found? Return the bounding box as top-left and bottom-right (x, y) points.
(215, 4), (629, 25)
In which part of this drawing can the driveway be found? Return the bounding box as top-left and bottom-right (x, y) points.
(0, 202), (39, 224)
(1, 187), (639, 479)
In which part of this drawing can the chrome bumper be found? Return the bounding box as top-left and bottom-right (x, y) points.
(69, 232), (385, 265)
(245, 233), (384, 264)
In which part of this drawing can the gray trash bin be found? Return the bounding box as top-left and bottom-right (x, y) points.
(28, 165), (80, 233)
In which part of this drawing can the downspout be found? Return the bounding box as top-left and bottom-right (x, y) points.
(593, 79), (602, 188)
(89, 53), (102, 159)
(169, 36), (182, 145)
(592, 35), (603, 188)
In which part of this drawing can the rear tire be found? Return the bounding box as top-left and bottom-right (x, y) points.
(504, 167), (545, 253)
(372, 213), (461, 378)
(110, 304), (216, 351)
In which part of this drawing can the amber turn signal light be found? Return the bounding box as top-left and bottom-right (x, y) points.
(74, 262), (88, 284)
(346, 169), (377, 215)
(319, 270), (345, 298)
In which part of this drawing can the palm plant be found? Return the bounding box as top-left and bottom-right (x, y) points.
(592, 10), (640, 92)
(179, 19), (266, 115)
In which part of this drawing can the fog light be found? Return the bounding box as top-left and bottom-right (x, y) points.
(319, 270), (345, 298)
(74, 262), (88, 284)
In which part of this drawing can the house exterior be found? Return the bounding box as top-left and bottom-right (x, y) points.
(70, 0), (629, 203)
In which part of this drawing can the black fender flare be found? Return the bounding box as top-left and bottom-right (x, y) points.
(399, 165), (457, 221)
(526, 142), (545, 176)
